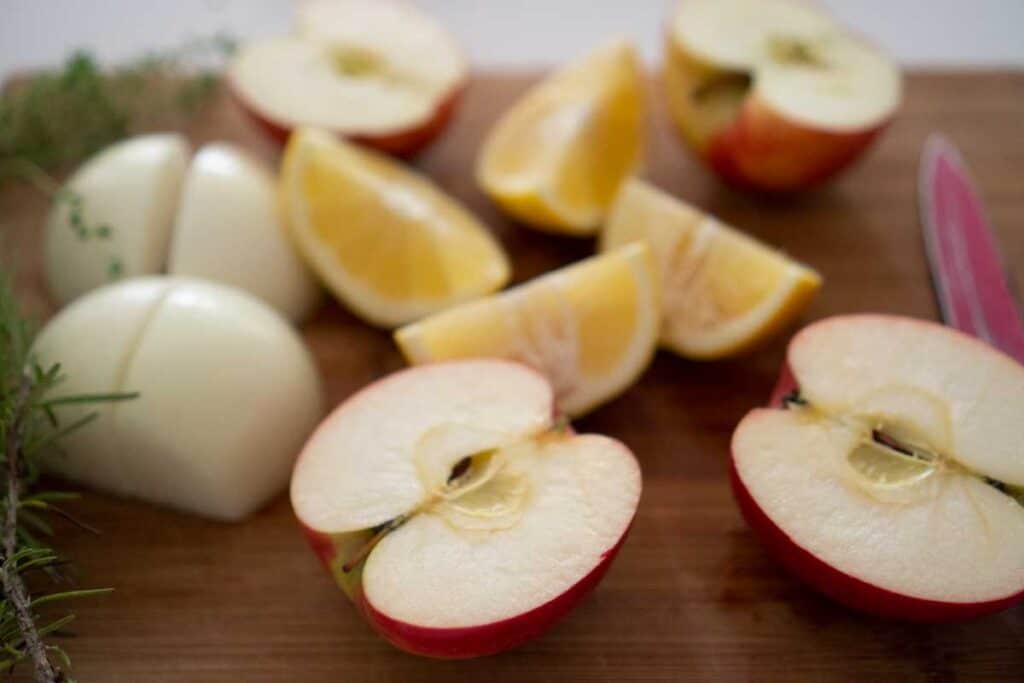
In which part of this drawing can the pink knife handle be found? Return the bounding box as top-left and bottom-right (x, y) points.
(920, 134), (1024, 364)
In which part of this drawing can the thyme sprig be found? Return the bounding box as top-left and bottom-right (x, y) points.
(0, 36), (235, 287)
(0, 273), (137, 681)
(0, 35), (234, 186)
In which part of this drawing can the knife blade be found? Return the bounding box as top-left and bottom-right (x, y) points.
(918, 133), (1024, 364)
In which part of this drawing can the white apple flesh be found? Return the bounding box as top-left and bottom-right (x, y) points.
(291, 360), (641, 657)
(167, 143), (321, 322)
(664, 0), (902, 192)
(731, 315), (1024, 620)
(229, 0), (467, 156)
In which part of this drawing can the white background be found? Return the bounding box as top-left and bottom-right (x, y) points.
(2, 0), (1024, 78)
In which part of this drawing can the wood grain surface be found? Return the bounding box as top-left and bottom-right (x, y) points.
(2, 71), (1023, 682)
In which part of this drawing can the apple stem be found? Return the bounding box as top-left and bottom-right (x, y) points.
(341, 514), (410, 574)
(780, 390), (807, 409)
(340, 451), (506, 572)
(340, 448), (533, 572)
(341, 484), (454, 573)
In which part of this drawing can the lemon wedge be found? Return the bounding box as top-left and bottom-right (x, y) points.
(280, 128), (510, 327)
(476, 39), (645, 235)
(601, 179), (821, 359)
(395, 243), (659, 416)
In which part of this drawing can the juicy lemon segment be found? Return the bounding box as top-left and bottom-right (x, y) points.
(476, 39), (645, 235)
(601, 179), (821, 359)
(281, 128), (510, 327)
(395, 243), (660, 416)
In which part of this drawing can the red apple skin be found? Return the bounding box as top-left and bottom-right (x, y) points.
(362, 529), (630, 658)
(729, 456), (1024, 622)
(298, 519), (337, 570)
(731, 324), (1024, 622)
(663, 27), (894, 194)
(704, 96), (891, 194)
(231, 81), (466, 158)
(299, 518), (632, 658)
(291, 360), (626, 656)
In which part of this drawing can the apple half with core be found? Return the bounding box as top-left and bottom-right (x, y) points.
(664, 0), (901, 192)
(229, 0), (467, 156)
(291, 360), (641, 657)
(731, 315), (1024, 621)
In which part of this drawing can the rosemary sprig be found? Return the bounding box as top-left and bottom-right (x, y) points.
(0, 272), (136, 681)
(0, 39), (229, 679)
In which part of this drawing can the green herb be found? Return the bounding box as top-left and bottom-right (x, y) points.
(0, 39), (232, 679)
(0, 272), (137, 682)
(0, 36), (234, 296)
(0, 35), (234, 186)
(2, 158), (123, 282)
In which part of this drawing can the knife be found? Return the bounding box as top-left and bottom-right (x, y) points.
(918, 133), (1024, 364)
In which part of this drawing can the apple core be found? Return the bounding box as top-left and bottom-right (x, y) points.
(783, 392), (1022, 508)
(291, 360), (641, 654)
(330, 45), (383, 78)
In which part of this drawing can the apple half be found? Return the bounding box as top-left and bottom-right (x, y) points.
(291, 360), (641, 657)
(731, 315), (1024, 621)
(229, 0), (467, 156)
(664, 0), (902, 192)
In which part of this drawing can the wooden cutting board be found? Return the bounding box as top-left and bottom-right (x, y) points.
(2, 71), (1023, 682)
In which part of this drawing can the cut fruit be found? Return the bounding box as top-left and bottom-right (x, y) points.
(394, 243), (659, 416)
(291, 360), (641, 658)
(731, 315), (1024, 621)
(601, 179), (820, 359)
(664, 0), (902, 192)
(476, 39), (644, 234)
(279, 128), (510, 328)
(229, 0), (466, 156)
